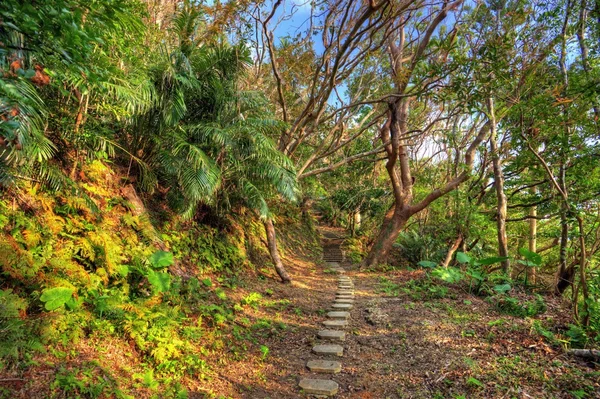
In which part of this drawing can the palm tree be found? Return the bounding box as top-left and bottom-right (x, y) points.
(132, 5), (297, 282)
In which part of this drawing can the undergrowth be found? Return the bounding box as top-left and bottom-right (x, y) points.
(0, 160), (319, 398)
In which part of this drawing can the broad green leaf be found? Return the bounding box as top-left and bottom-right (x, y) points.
(477, 256), (509, 266)
(147, 270), (171, 293)
(149, 250), (174, 269)
(40, 287), (74, 311)
(456, 252), (471, 264)
(466, 268), (485, 281)
(518, 248), (542, 265)
(493, 283), (511, 293)
(201, 278), (212, 287)
(418, 260), (437, 268)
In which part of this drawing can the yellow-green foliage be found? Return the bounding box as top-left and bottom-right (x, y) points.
(0, 160), (295, 396)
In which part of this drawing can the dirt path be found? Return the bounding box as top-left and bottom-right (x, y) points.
(232, 228), (598, 398)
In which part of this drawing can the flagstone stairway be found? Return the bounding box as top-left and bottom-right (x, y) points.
(298, 234), (354, 397)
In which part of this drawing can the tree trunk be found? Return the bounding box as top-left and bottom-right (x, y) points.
(488, 97), (510, 274)
(528, 191), (537, 284)
(555, 163), (570, 295)
(442, 233), (463, 268)
(264, 218), (291, 283)
(362, 207), (408, 267)
(555, 1), (573, 296)
(576, 215), (590, 326)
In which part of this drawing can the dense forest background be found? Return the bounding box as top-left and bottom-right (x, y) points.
(0, 0), (599, 397)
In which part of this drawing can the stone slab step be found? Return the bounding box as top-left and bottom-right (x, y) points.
(306, 359), (342, 374)
(337, 291), (354, 295)
(299, 378), (339, 396)
(327, 311), (350, 319)
(323, 319), (347, 327)
(336, 294), (354, 299)
(331, 303), (353, 310)
(312, 344), (344, 356)
(338, 284), (354, 289)
(335, 298), (354, 304)
(317, 330), (345, 341)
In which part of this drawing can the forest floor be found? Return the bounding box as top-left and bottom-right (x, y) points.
(223, 227), (600, 399)
(3, 225), (599, 398)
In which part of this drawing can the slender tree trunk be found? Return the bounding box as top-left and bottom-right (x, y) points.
(528, 188), (538, 284)
(70, 93), (89, 180)
(576, 215), (590, 326)
(488, 97), (510, 274)
(442, 233), (463, 268)
(556, 163), (571, 295)
(555, 0), (573, 296)
(263, 218), (291, 283)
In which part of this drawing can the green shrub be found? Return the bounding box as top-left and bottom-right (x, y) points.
(490, 294), (546, 318)
(0, 289), (43, 367)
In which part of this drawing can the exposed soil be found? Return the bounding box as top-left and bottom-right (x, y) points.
(237, 227), (599, 399)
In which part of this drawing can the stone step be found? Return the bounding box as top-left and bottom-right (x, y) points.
(331, 303), (353, 310)
(312, 344), (344, 356)
(336, 293), (354, 298)
(317, 330), (345, 341)
(327, 311), (350, 319)
(306, 359), (342, 374)
(299, 378), (339, 396)
(323, 319), (347, 327)
(337, 291), (354, 296)
(335, 298), (354, 304)
(338, 284), (354, 289)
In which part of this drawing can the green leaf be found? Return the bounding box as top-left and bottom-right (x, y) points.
(493, 283), (511, 293)
(456, 252), (471, 264)
(477, 256), (509, 266)
(40, 287), (74, 311)
(215, 288), (227, 300)
(418, 260), (437, 268)
(466, 268), (485, 281)
(65, 296), (83, 310)
(466, 377), (484, 388)
(147, 270), (171, 293)
(432, 267), (464, 283)
(149, 250), (174, 269)
(201, 278), (212, 287)
(518, 248), (542, 266)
